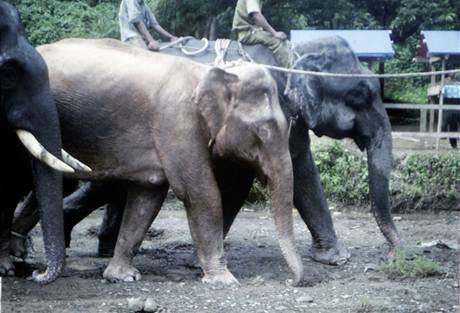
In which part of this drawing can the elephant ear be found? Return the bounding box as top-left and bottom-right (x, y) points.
(285, 53), (325, 129)
(192, 67), (240, 138)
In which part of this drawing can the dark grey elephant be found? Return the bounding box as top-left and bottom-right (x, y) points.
(11, 38), (304, 285)
(164, 36), (400, 262)
(0, 1), (90, 284)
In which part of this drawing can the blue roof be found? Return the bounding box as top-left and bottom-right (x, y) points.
(290, 30), (395, 60)
(419, 31), (460, 57)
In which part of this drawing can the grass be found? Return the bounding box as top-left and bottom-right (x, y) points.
(380, 251), (444, 280)
(355, 295), (386, 313)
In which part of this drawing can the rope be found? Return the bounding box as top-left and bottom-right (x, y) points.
(181, 38), (209, 56)
(161, 37), (460, 79)
(258, 64), (460, 79)
(159, 36), (210, 56)
(214, 39), (232, 66)
(159, 36), (194, 51)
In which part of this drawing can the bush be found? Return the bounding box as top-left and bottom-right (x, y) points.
(11, 0), (119, 46)
(391, 152), (460, 212)
(380, 251), (444, 280)
(313, 142), (369, 205)
(246, 142), (459, 212)
(314, 142), (460, 211)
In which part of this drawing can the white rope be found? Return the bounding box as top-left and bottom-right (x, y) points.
(161, 38), (460, 79)
(259, 64), (460, 79)
(159, 36), (209, 56)
(181, 38), (209, 56)
(159, 36), (195, 50)
(214, 39), (232, 66)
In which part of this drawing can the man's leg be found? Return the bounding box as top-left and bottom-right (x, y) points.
(239, 29), (293, 68)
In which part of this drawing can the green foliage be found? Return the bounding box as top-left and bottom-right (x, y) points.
(391, 152), (460, 212)
(11, 0), (119, 46)
(309, 142), (459, 211)
(152, 0), (235, 39)
(355, 295), (385, 313)
(314, 142), (369, 205)
(247, 180), (270, 204)
(384, 37), (429, 103)
(380, 250), (444, 280)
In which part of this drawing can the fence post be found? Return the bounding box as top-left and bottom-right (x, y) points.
(435, 57), (447, 151)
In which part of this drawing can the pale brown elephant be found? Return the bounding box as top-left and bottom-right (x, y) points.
(14, 38), (303, 285)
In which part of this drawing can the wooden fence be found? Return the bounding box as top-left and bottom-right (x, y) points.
(384, 103), (460, 150)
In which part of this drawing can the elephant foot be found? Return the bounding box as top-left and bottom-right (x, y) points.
(9, 233), (28, 259)
(310, 241), (350, 266)
(103, 261), (142, 282)
(0, 255), (16, 276)
(202, 269), (239, 285)
(97, 241), (115, 258)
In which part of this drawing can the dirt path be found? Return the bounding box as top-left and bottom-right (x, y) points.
(2, 200), (459, 313)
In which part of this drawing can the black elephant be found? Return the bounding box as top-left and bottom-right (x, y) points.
(0, 1), (90, 283)
(11, 36), (399, 266)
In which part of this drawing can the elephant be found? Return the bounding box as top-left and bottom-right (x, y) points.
(11, 36), (400, 267)
(163, 36), (401, 261)
(0, 1), (91, 284)
(10, 38), (304, 285)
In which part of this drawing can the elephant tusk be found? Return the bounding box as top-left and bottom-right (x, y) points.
(16, 129), (75, 173)
(61, 149), (92, 172)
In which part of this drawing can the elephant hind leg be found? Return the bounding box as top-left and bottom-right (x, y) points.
(214, 161), (255, 238)
(103, 183), (168, 283)
(98, 193), (126, 258)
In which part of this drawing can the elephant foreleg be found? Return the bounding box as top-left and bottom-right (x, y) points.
(0, 202), (15, 276)
(103, 183), (168, 282)
(10, 192), (38, 259)
(290, 131), (350, 265)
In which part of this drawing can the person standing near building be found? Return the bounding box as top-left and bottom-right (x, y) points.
(232, 0), (293, 68)
(119, 0), (177, 51)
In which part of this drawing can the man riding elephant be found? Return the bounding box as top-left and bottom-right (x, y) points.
(119, 0), (178, 51)
(232, 0), (293, 68)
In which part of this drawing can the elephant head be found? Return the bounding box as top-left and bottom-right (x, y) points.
(0, 1), (89, 284)
(285, 36), (400, 248)
(193, 65), (304, 285)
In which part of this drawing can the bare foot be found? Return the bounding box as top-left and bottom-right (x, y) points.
(103, 262), (142, 282)
(310, 241), (350, 266)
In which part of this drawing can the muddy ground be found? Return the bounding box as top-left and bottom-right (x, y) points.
(2, 198), (459, 313)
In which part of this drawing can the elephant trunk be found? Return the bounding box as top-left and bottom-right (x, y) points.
(366, 126), (401, 249)
(31, 159), (65, 284)
(25, 94), (65, 284)
(265, 153), (304, 286)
